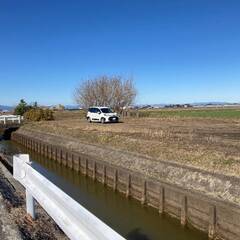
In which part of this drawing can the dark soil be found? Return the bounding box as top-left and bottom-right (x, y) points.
(0, 161), (68, 240)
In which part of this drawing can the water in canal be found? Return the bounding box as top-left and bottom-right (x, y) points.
(0, 140), (208, 240)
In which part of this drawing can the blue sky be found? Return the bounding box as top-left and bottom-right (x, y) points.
(0, 0), (240, 106)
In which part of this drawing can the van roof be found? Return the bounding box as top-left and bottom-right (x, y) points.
(89, 106), (110, 109)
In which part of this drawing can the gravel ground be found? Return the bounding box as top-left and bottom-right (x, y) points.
(0, 193), (22, 240)
(0, 158), (68, 240)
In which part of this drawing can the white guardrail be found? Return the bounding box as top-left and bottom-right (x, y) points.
(13, 154), (125, 240)
(0, 115), (22, 125)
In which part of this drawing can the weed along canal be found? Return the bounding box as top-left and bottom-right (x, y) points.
(0, 140), (207, 240)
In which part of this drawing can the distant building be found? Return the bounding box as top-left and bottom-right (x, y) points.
(165, 104), (192, 109)
(51, 104), (65, 111)
(183, 104), (193, 108)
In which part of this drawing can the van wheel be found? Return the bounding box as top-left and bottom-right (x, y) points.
(101, 118), (105, 124)
(87, 117), (92, 123)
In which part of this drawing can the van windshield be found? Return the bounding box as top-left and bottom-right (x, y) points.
(101, 108), (113, 113)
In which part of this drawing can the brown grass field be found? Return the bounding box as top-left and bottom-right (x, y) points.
(22, 108), (240, 176)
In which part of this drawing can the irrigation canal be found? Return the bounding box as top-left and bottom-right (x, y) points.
(0, 139), (208, 240)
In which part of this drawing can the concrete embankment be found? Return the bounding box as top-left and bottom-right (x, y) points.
(12, 128), (240, 240)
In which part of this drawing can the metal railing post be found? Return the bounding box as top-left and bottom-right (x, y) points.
(26, 189), (36, 219)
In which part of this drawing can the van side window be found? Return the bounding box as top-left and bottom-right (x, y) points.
(88, 108), (101, 113)
(92, 108), (98, 113)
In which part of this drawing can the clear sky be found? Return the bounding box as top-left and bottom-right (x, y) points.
(1, 0), (240, 106)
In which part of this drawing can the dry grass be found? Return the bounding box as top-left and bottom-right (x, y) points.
(22, 110), (240, 176)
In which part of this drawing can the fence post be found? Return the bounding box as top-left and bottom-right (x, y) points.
(181, 195), (187, 226)
(102, 165), (106, 185)
(141, 180), (147, 205)
(126, 174), (131, 198)
(84, 158), (88, 176)
(208, 205), (216, 239)
(93, 161), (96, 180)
(159, 186), (165, 214)
(113, 169), (117, 191)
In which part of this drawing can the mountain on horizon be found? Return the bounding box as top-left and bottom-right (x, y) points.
(135, 101), (240, 108)
(0, 105), (14, 111)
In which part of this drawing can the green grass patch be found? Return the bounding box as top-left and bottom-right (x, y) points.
(137, 108), (240, 119)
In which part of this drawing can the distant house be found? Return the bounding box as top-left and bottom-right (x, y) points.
(140, 105), (153, 109)
(51, 104), (65, 111)
(165, 104), (192, 109)
(183, 104), (193, 108)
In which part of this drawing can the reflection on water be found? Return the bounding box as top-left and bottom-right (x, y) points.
(0, 140), (208, 240)
(126, 228), (150, 240)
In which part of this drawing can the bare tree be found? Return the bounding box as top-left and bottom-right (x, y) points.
(74, 75), (137, 112)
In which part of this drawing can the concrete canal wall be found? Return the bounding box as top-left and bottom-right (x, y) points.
(12, 129), (240, 240)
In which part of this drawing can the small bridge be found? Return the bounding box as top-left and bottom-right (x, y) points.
(0, 115), (23, 129)
(0, 115), (23, 139)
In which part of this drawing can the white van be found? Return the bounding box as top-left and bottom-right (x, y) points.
(86, 107), (119, 123)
